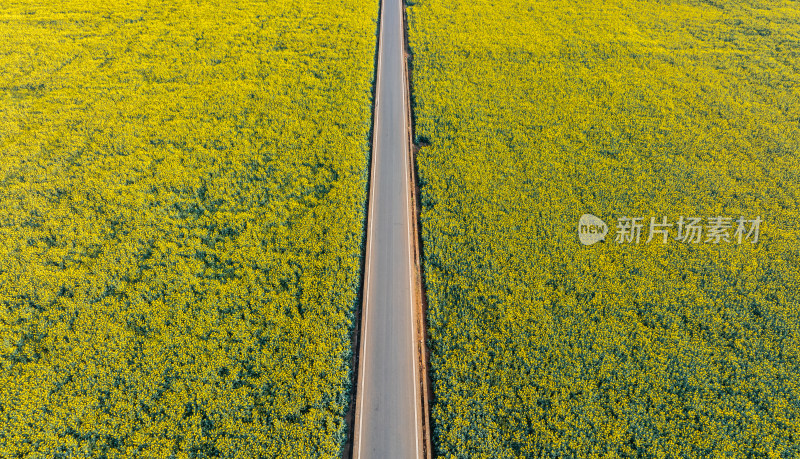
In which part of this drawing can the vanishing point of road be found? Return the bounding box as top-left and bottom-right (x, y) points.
(352, 0), (423, 457)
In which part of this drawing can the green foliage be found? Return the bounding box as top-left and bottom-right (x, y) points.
(407, 0), (800, 457)
(0, 0), (377, 457)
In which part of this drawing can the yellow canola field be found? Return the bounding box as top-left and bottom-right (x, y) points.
(407, 0), (800, 457)
(0, 0), (377, 457)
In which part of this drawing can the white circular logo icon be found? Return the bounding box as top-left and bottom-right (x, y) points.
(578, 214), (608, 245)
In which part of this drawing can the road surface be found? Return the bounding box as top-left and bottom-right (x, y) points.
(352, 0), (421, 457)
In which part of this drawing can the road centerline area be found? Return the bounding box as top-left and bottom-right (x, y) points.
(353, 0), (422, 457)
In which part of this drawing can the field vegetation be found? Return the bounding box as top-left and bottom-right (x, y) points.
(0, 0), (377, 457)
(407, 0), (800, 456)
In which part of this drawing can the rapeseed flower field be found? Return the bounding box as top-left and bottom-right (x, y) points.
(407, 0), (800, 456)
(0, 0), (377, 456)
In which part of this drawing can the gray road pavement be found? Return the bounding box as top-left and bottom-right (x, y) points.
(352, 0), (421, 457)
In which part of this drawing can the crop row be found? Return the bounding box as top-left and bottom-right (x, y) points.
(0, 0), (377, 457)
(407, 0), (800, 457)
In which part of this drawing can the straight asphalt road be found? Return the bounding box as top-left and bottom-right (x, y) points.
(352, 0), (422, 457)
